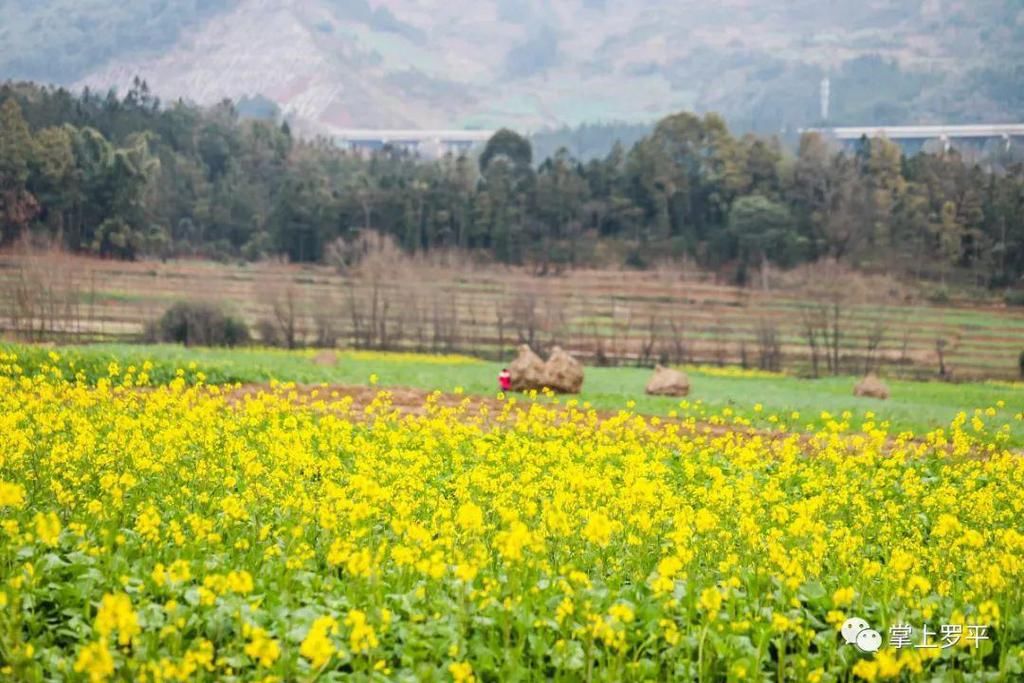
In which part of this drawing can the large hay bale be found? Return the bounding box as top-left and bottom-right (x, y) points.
(853, 373), (890, 400)
(645, 364), (690, 397)
(508, 344), (547, 391)
(543, 346), (584, 394)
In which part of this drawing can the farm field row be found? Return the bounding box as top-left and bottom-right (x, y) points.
(9, 343), (1023, 446)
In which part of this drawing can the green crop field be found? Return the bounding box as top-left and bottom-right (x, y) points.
(9, 343), (1023, 446)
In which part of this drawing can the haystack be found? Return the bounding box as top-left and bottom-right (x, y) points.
(312, 350), (338, 366)
(543, 346), (584, 394)
(853, 373), (890, 400)
(508, 344), (547, 391)
(645, 364), (690, 397)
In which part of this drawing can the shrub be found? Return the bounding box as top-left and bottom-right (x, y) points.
(928, 287), (950, 304)
(255, 319), (282, 347)
(1005, 290), (1024, 307)
(149, 302), (250, 347)
(624, 249), (648, 270)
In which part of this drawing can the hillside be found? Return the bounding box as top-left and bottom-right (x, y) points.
(2, 0), (1022, 133)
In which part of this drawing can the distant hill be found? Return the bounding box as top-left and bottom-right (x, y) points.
(2, 0), (1022, 135)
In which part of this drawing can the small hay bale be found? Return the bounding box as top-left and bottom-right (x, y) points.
(645, 364), (690, 397)
(853, 373), (890, 400)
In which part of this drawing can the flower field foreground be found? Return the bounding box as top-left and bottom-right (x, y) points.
(0, 364), (1023, 681)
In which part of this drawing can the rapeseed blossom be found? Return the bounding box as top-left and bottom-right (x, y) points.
(94, 593), (140, 646)
(299, 616), (338, 668)
(243, 625), (280, 668)
(0, 351), (1021, 680)
(74, 641), (114, 682)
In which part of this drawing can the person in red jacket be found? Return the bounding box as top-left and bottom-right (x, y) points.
(498, 368), (512, 392)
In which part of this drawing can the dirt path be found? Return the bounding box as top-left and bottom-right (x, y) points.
(224, 382), (506, 417)
(222, 382), (807, 445)
(221, 383), (1020, 457)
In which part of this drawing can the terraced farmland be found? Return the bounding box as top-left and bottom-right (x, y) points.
(2, 252), (1023, 379)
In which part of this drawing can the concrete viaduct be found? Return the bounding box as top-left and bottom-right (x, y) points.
(803, 124), (1024, 153)
(330, 128), (496, 157)
(331, 124), (1024, 157)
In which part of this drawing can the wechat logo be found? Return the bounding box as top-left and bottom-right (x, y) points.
(842, 617), (882, 653)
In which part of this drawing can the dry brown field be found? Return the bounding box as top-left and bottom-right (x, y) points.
(2, 250), (1023, 379)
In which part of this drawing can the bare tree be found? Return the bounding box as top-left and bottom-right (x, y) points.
(345, 281), (367, 348)
(797, 261), (860, 375)
(756, 318), (782, 372)
(667, 319), (690, 365)
(863, 312), (887, 375)
(430, 288), (459, 353)
(821, 298), (843, 374)
(271, 285), (302, 349)
(312, 292), (338, 348)
(540, 291), (569, 351)
(512, 293), (539, 349)
(898, 327), (911, 368)
(1, 242), (85, 342)
(339, 231), (411, 350)
(638, 316), (658, 367)
(495, 301), (507, 361)
(936, 337), (950, 379)
(800, 306), (823, 378)
(711, 324), (729, 366)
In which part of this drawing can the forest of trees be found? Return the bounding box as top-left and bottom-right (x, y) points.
(2, 80), (1024, 290)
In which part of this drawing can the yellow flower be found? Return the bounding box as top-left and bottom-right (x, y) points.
(74, 641), (115, 682)
(979, 600), (1001, 626)
(227, 570), (254, 594)
(875, 650), (902, 678)
(657, 555), (683, 579)
(496, 521), (535, 561)
(449, 661), (476, 683)
(695, 508), (718, 533)
(699, 587), (723, 617)
(345, 609), (379, 654)
(456, 502), (485, 533)
(94, 593), (139, 646)
(832, 587), (855, 607)
(243, 624), (281, 668)
(455, 563), (478, 582)
(608, 603), (635, 623)
(582, 512), (614, 548)
(852, 658), (878, 681)
(771, 613), (792, 632)
(0, 482), (26, 508)
(34, 512), (61, 547)
(134, 506), (161, 543)
(168, 560), (191, 583)
(555, 597), (574, 624)
(300, 616), (339, 668)
(659, 618), (680, 645)
(826, 610), (846, 627)
(151, 564), (167, 587)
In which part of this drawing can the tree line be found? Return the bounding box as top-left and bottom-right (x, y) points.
(2, 80), (1024, 289)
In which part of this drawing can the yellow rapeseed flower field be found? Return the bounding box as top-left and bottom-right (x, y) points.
(0, 353), (1022, 681)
